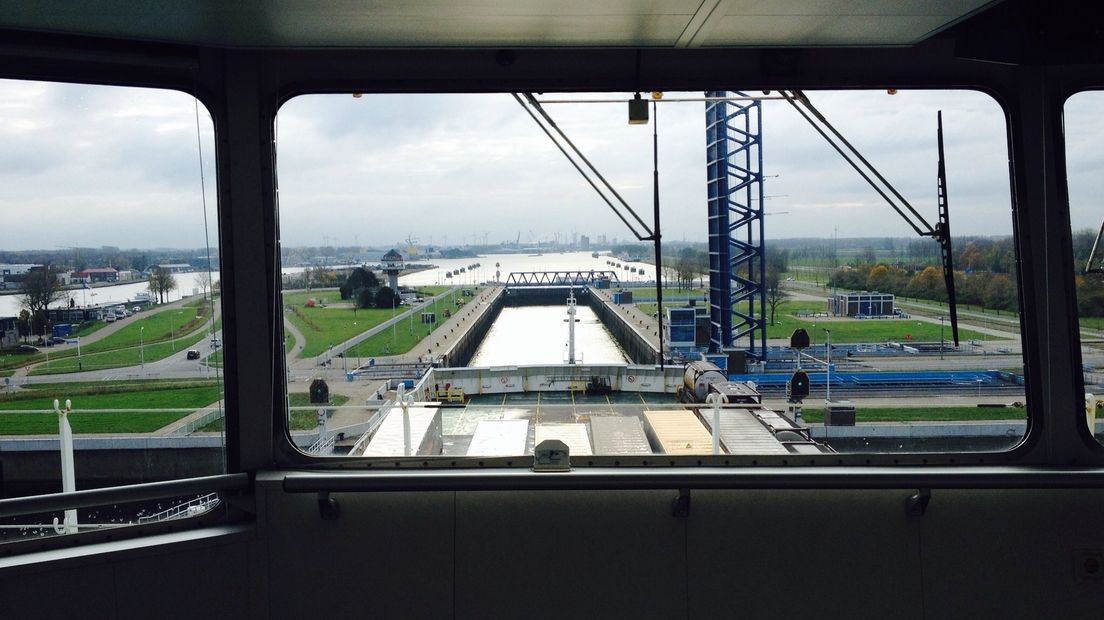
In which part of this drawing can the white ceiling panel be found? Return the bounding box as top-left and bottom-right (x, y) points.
(0, 0), (1001, 48)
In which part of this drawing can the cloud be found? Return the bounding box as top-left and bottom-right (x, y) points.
(5, 80), (1093, 254)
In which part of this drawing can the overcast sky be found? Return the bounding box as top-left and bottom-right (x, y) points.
(0, 79), (1100, 252)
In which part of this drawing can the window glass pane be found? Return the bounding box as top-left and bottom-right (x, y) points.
(0, 79), (223, 540)
(1064, 90), (1104, 445)
(276, 89), (1022, 460)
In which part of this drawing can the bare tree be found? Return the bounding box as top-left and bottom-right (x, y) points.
(765, 270), (788, 326)
(18, 268), (66, 336)
(196, 271), (212, 300)
(148, 268), (178, 304)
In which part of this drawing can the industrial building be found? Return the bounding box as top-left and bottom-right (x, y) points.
(829, 290), (896, 317)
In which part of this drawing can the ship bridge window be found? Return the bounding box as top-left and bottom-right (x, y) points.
(0, 78), (227, 548)
(274, 89), (1023, 464)
(1063, 90), (1104, 448)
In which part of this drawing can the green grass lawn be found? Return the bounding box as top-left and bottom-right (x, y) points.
(629, 287), (709, 302)
(71, 320), (107, 338)
(283, 288), (341, 309)
(0, 384), (223, 434)
(80, 306), (210, 353)
(629, 299), (998, 344)
(285, 305), (397, 357)
(17, 378), (219, 393)
(800, 406), (1027, 423)
(764, 312), (995, 343)
(197, 392), (350, 432)
(29, 328), (209, 375)
(1080, 316), (1104, 331)
(0, 350), (44, 372)
(343, 321), (440, 358)
(285, 289), (461, 358)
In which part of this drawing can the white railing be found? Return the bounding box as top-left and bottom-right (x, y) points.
(174, 406), (225, 435)
(136, 492), (219, 524)
(307, 433), (336, 455)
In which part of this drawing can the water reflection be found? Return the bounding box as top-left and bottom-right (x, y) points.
(468, 306), (628, 366)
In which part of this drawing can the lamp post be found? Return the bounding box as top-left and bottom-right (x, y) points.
(139, 326), (145, 371)
(939, 315), (946, 360)
(170, 310), (182, 351)
(824, 328), (832, 402)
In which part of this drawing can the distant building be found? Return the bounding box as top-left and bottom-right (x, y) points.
(149, 263), (193, 274)
(0, 316), (18, 349)
(0, 264), (39, 290)
(381, 249), (403, 291)
(77, 267), (119, 283)
(829, 291), (895, 317)
(579, 235), (591, 250)
(116, 269), (139, 282)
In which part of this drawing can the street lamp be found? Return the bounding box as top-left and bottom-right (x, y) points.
(139, 326), (145, 370)
(824, 328), (832, 403)
(939, 315), (946, 360)
(170, 310), (183, 351)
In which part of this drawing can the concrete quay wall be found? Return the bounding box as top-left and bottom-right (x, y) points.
(586, 288), (660, 365)
(438, 287), (505, 368)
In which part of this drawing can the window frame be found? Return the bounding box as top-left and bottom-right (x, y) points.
(264, 78), (1065, 469)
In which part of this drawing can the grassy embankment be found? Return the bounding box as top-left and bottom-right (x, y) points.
(285, 286), (465, 358)
(799, 405), (1026, 424)
(633, 299), (998, 344)
(198, 393), (350, 432)
(28, 306), (215, 375)
(0, 380), (222, 434)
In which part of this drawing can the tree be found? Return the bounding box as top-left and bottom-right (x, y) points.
(196, 271), (212, 300)
(148, 268), (178, 304)
(765, 270), (788, 325)
(340, 267), (380, 300)
(374, 286), (399, 310)
(18, 267), (65, 336)
(356, 288), (376, 309)
(17, 309), (31, 342)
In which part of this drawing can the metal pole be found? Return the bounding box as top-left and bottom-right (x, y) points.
(709, 394), (721, 455)
(139, 326), (144, 370)
(55, 399), (77, 534)
(824, 329), (832, 402)
(940, 316), (945, 360)
(398, 384), (412, 456)
(652, 101), (665, 369)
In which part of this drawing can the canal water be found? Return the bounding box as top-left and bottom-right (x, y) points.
(468, 305), (629, 366)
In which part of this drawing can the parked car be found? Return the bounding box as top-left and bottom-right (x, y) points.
(105, 312), (116, 322)
(210, 337), (221, 348)
(48, 336), (66, 345)
(186, 349), (201, 360)
(16, 344), (40, 353)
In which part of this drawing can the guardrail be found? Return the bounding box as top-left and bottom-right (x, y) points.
(0, 473), (248, 519)
(136, 492), (220, 524)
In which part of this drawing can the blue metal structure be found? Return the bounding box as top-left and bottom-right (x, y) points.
(705, 91), (765, 359)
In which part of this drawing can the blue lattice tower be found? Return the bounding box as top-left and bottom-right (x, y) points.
(704, 91), (766, 359)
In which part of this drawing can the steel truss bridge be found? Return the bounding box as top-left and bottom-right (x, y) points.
(503, 270), (621, 287)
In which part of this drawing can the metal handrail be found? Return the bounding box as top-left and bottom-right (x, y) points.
(0, 473), (248, 519)
(283, 467), (1104, 494)
(137, 492), (220, 524)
